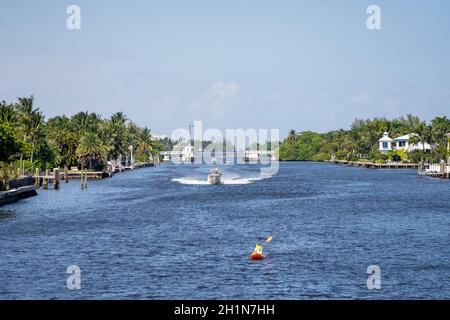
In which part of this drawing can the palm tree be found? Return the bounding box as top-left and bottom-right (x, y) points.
(137, 127), (153, 158)
(46, 116), (78, 167)
(16, 95), (40, 173)
(106, 112), (128, 161)
(430, 116), (450, 157)
(411, 122), (432, 155)
(29, 111), (45, 163)
(0, 101), (16, 123)
(76, 132), (109, 169)
(286, 130), (297, 144)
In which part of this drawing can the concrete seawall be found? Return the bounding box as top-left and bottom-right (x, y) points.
(0, 177), (37, 207)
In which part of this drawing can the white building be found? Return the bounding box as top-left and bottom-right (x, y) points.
(379, 132), (432, 153)
(151, 134), (167, 141)
(393, 134), (432, 152)
(181, 145), (194, 162)
(378, 132), (393, 152)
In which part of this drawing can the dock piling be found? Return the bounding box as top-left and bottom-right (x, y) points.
(54, 168), (60, 190)
(64, 164), (68, 183)
(43, 169), (49, 189)
(35, 168), (40, 187)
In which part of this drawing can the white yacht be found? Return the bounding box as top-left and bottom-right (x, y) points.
(207, 168), (223, 185)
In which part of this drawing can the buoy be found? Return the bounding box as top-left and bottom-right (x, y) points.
(250, 251), (265, 260)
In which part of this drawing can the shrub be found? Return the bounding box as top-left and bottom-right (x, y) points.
(311, 152), (330, 161)
(369, 151), (387, 161)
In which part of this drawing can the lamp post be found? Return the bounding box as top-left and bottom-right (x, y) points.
(129, 145), (134, 168)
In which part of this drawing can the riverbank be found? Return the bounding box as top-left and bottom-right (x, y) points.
(0, 162), (158, 207)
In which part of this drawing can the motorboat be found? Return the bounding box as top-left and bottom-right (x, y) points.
(207, 168), (223, 185)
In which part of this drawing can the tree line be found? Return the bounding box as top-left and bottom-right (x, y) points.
(279, 114), (450, 163)
(1, 96), (163, 187)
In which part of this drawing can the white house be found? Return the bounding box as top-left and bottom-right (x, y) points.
(379, 132), (432, 153)
(393, 133), (432, 152)
(378, 132), (393, 152)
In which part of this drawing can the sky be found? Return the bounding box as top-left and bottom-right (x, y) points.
(1, 0), (450, 137)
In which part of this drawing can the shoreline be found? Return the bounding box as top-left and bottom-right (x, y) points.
(0, 162), (158, 207)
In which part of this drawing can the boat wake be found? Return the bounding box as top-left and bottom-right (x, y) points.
(172, 175), (271, 185)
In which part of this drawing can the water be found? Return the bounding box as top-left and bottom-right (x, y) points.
(0, 162), (449, 299)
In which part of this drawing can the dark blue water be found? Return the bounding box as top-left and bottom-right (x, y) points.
(0, 162), (449, 299)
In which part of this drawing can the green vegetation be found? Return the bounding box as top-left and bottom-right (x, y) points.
(280, 115), (450, 163)
(0, 96), (163, 189)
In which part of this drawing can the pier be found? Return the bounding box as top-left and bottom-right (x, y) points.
(327, 159), (450, 179)
(327, 160), (418, 169)
(423, 163), (450, 179)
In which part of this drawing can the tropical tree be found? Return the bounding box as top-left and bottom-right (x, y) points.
(34, 138), (61, 170)
(286, 130), (298, 144)
(28, 111), (45, 163)
(0, 122), (23, 162)
(15, 96), (36, 163)
(430, 116), (450, 158)
(76, 132), (109, 169)
(137, 127), (153, 160)
(0, 101), (16, 123)
(106, 112), (128, 161)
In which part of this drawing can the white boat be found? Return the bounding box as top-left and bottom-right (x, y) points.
(207, 168), (223, 185)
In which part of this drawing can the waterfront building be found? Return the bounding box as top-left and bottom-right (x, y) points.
(379, 132), (432, 153)
(378, 132), (394, 152)
(393, 133), (432, 152)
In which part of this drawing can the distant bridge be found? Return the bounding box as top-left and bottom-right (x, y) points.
(160, 150), (277, 163)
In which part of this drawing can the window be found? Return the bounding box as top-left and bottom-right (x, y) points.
(382, 142), (388, 149)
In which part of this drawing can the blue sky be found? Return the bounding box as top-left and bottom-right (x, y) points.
(1, 0), (450, 137)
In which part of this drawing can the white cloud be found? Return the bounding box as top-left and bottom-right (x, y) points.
(349, 91), (371, 104)
(190, 81), (241, 118)
(209, 81), (240, 100)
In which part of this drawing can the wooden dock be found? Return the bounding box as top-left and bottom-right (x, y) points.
(327, 160), (418, 169)
(29, 162), (157, 190)
(424, 163), (450, 179)
(327, 159), (450, 179)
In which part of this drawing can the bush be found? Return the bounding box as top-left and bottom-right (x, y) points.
(394, 149), (407, 161)
(0, 162), (20, 191)
(311, 152), (330, 161)
(369, 151), (387, 161)
(335, 150), (348, 160)
(135, 154), (150, 163)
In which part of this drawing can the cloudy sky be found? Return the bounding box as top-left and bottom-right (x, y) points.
(1, 0), (450, 137)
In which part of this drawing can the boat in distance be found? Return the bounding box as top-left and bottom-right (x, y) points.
(208, 168), (223, 185)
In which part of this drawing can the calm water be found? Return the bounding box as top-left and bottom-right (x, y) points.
(0, 162), (449, 299)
